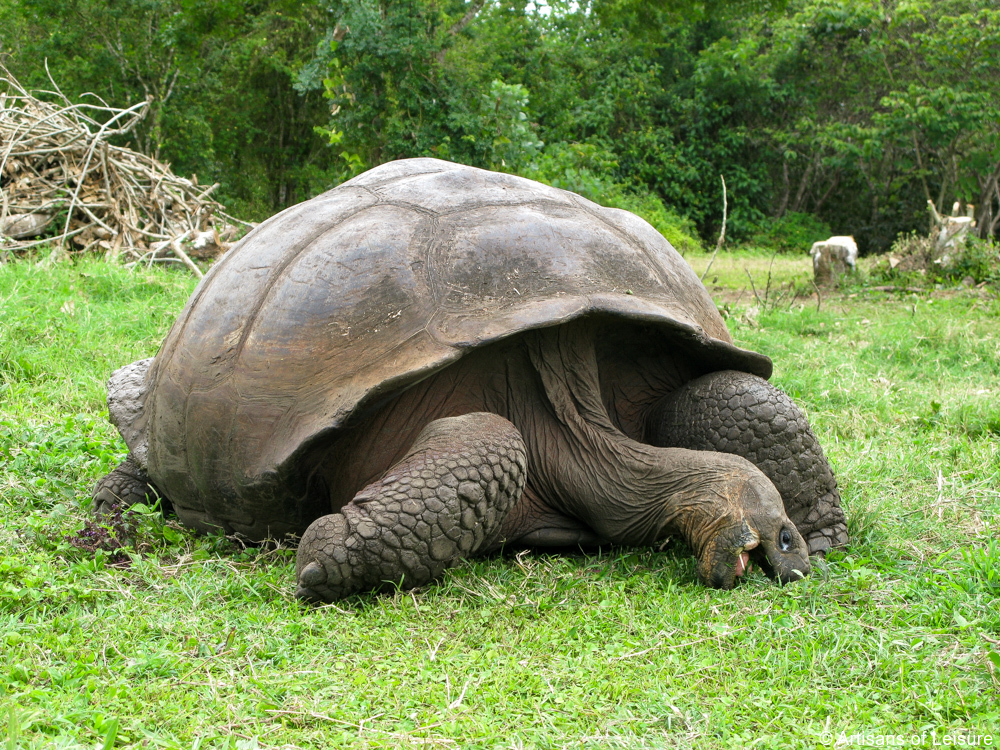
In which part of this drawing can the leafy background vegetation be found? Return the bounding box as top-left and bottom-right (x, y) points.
(2, 0), (999, 252)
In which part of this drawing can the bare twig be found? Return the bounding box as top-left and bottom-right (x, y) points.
(168, 232), (203, 278)
(745, 268), (762, 307)
(447, 0), (487, 36)
(812, 280), (823, 312)
(59, 99), (149, 246)
(700, 175), (727, 283)
(762, 251), (777, 308)
(436, 0), (488, 62)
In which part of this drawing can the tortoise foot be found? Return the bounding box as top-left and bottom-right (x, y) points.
(800, 489), (848, 556)
(92, 454), (158, 516)
(805, 526), (847, 556)
(295, 413), (527, 602)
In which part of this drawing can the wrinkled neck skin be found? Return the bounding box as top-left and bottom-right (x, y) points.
(520, 323), (758, 562)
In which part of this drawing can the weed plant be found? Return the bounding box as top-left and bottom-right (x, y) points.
(747, 212), (834, 256)
(874, 233), (1000, 287)
(1, 256), (998, 748)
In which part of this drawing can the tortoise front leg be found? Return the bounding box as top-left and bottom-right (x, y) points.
(295, 412), (527, 602)
(92, 454), (160, 515)
(647, 370), (848, 555)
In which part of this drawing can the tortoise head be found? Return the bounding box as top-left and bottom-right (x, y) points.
(693, 470), (810, 589)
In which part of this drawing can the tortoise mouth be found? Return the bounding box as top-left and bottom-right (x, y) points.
(706, 537), (759, 588)
(734, 551), (751, 577)
(749, 544), (773, 579)
(734, 539), (758, 579)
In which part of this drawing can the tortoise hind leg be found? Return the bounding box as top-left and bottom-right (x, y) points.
(92, 454), (164, 515)
(647, 370), (848, 556)
(490, 486), (605, 550)
(295, 412), (527, 602)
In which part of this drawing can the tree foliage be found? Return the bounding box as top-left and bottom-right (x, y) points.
(1, 0), (997, 250)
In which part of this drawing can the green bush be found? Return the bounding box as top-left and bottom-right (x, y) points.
(943, 237), (1000, 285)
(603, 189), (703, 255)
(875, 232), (999, 287)
(747, 211), (834, 254)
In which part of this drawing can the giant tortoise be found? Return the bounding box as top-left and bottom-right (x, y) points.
(93, 158), (847, 601)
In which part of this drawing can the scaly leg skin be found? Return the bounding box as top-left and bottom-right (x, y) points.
(295, 412), (527, 602)
(92, 454), (159, 516)
(647, 370), (848, 555)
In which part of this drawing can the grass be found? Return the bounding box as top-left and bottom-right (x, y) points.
(685, 246), (815, 298)
(1, 253), (999, 749)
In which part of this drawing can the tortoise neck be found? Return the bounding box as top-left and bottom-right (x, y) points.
(523, 322), (748, 553)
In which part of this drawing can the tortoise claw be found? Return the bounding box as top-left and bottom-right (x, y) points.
(299, 560), (326, 587)
(296, 561), (329, 602)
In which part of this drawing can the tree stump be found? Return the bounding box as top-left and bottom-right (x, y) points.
(928, 201), (976, 266)
(810, 236), (857, 287)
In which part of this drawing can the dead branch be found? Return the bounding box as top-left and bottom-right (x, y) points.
(700, 175), (727, 283)
(447, 0), (488, 37)
(436, 0), (488, 63)
(167, 230), (203, 279)
(745, 268), (762, 307)
(1, 65), (244, 273)
(812, 280), (822, 312)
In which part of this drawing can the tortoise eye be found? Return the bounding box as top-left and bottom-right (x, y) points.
(779, 529), (793, 552)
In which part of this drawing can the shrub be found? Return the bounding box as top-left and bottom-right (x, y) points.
(875, 231), (999, 286)
(943, 237), (1000, 285)
(748, 211), (834, 254)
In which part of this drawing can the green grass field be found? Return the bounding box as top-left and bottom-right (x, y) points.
(686, 246), (814, 301)
(1, 252), (998, 749)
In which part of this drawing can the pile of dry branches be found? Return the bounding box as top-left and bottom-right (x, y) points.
(1, 66), (249, 275)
